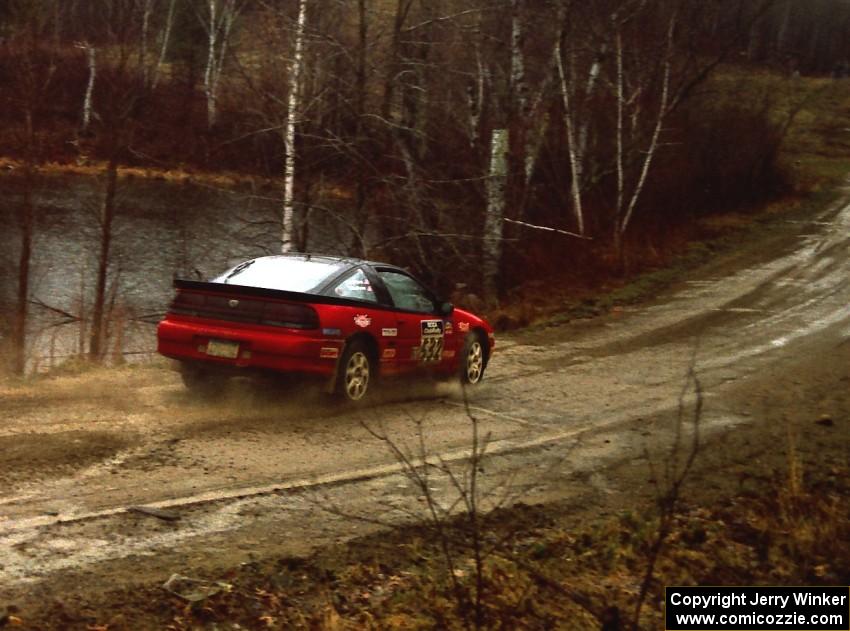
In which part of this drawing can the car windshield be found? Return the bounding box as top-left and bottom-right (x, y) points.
(210, 256), (345, 293)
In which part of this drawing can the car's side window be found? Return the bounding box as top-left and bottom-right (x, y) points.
(378, 271), (436, 313)
(332, 269), (378, 303)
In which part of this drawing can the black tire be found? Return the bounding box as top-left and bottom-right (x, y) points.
(459, 331), (486, 385)
(179, 363), (227, 397)
(336, 340), (373, 402)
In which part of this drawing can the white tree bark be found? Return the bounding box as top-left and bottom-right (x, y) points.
(151, 0), (177, 89)
(614, 10), (677, 259)
(204, 0), (219, 127)
(576, 45), (604, 169)
(523, 45), (559, 184)
(482, 128), (507, 301)
(616, 13), (676, 247)
(80, 42), (97, 131)
(467, 44), (486, 148)
(203, 0), (238, 128)
(555, 38), (585, 236)
(282, 0), (308, 253)
(510, 0), (526, 113)
(618, 51), (671, 239)
(140, 0), (153, 84)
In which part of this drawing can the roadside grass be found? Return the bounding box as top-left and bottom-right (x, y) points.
(75, 462), (847, 630)
(0, 359), (168, 405)
(706, 67), (850, 191)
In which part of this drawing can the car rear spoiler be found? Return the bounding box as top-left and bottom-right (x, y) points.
(173, 278), (379, 309)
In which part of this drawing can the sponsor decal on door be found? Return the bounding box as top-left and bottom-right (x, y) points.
(419, 320), (444, 363)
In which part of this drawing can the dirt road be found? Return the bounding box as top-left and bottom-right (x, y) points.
(1, 189), (849, 610)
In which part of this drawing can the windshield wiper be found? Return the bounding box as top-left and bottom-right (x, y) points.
(223, 259), (255, 283)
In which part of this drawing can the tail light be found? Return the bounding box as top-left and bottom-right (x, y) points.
(169, 290), (319, 329)
(260, 302), (319, 329)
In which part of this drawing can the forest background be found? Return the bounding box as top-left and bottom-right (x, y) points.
(1, 0), (849, 375)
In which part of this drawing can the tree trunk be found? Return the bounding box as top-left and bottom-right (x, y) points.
(555, 38), (585, 236)
(202, 0), (237, 129)
(613, 12), (675, 274)
(482, 128), (508, 303)
(151, 0), (177, 89)
(506, 0), (528, 224)
(11, 160), (35, 376)
(282, 0), (307, 253)
(204, 0), (219, 128)
(81, 43), (96, 131)
(140, 0), (153, 85)
(775, 0), (792, 54)
(89, 154), (119, 361)
(381, 0), (412, 121)
(352, 0), (370, 258)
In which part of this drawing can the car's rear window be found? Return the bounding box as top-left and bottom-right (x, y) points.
(211, 256), (345, 293)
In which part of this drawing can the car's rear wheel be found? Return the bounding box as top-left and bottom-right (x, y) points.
(337, 340), (372, 402)
(459, 332), (486, 385)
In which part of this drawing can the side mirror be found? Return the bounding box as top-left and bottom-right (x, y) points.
(439, 301), (454, 316)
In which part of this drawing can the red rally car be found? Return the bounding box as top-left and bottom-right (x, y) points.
(157, 254), (495, 401)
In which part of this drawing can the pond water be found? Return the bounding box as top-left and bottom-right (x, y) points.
(0, 173), (353, 371)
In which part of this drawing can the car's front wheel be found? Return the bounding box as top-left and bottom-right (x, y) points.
(337, 340), (373, 402)
(459, 332), (486, 385)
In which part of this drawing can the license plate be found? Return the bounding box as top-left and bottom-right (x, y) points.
(206, 339), (239, 359)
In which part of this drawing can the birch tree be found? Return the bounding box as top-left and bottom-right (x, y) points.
(482, 128), (507, 302)
(553, 0), (609, 237)
(555, 35), (585, 236)
(150, 0), (178, 89)
(281, 0), (307, 253)
(480, 0), (526, 302)
(373, 0), (441, 274)
(139, 0), (153, 83)
(611, 5), (677, 270)
(200, 0), (239, 128)
(78, 41), (97, 131)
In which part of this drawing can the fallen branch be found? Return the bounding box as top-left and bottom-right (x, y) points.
(29, 298), (80, 321)
(503, 218), (592, 240)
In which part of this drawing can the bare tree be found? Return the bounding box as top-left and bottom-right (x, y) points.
(555, 33), (586, 236)
(632, 352), (702, 629)
(6, 1), (57, 375)
(482, 129), (507, 304)
(139, 0), (154, 83)
(349, 0), (373, 258)
(612, 6), (677, 270)
(200, 0), (239, 128)
(150, 0), (179, 89)
(85, 1), (147, 361)
(324, 391), (513, 630)
(77, 40), (97, 132)
(281, 0), (307, 253)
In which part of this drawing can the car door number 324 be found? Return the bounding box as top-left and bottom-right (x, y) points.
(420, 320), (444, 363)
